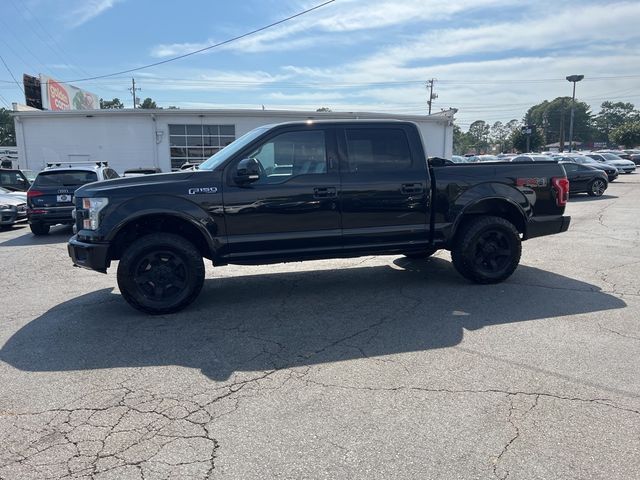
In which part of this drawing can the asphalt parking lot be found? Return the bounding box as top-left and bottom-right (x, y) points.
(1, 176), (639, 480)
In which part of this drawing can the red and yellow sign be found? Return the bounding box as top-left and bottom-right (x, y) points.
(40, 75), (99, 111)
(47, 79), (70, 111)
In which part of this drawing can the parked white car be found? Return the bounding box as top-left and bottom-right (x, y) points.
(584, 152), (636, 174)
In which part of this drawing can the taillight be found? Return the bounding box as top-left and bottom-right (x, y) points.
(551, 177), (569, 207)
(27, 190), (44, 198)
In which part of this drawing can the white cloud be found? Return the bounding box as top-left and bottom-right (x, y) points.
(65, 0), (122, 28)
(355, 1), (640, 69)
(149, 0), (514, 57)
(126, 69), (293, 91)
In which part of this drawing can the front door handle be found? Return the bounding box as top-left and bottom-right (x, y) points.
(401, 183), (424, 194)
(313, 186), (337, 198)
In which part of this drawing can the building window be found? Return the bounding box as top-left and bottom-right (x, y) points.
(169, 124), (235, 170)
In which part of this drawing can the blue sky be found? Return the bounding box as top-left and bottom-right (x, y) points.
(1, 0), (639, 128)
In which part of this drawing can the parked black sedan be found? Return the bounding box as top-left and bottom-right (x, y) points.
(559, 161), (608, 197)
(555, 154), (618, 182)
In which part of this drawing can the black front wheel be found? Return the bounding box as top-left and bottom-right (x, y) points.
(451, 216), (521, 284)
(117, 233), (205, 315)
(588, 178), (607, 197)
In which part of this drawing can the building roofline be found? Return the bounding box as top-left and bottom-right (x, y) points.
(11, 107), (455, 123)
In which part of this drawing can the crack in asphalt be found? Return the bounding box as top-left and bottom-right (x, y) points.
(491, 394), (539, 480)
(0, 371), (278, 480)
(598, 323), (640, 341)
(300, 379), (640, 416)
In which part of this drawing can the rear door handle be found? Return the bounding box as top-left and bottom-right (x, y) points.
(401, 183), (424, 194)
(313, 186), (337, 198)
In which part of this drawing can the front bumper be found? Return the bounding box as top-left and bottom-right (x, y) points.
(525, 215), (571, 240)
(68, 235), (110, 273)
(1, 208), (27, 225)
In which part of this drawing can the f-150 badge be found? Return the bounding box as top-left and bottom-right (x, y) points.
(188, 187), (218, 194)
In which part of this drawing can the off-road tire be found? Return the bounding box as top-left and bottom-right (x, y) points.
(30, 223), (50, 235)
(117, 233), (205, 315)
(451, 216), (521, 284)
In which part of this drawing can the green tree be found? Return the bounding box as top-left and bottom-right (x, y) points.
(490, 121), (511, 152)
(0, 108), (15, 146)
(138, 98), (158, 109)
(610, 121), (640, 148)
(594, 101), (638, 143)
(99, 97), (124, 109)
(510, 125), (544, 152)
(525, 97), (593, 148)
(467, 120), (491, 153)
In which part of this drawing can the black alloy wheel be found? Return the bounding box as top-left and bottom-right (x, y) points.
(451, 216), (521, 284)
(117, 233), (205, 314)
(588, 178), (607, 197)
(133, 250), (189, 302)
(471, 229), (513, 275)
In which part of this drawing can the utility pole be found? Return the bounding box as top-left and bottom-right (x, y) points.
(426, 79), (437, 115)
(566, 74), (584, 152)
(559, 101), (565, 152)
(129, 78), (140, 109)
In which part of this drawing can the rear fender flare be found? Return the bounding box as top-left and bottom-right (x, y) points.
(450, 183), (531, 240)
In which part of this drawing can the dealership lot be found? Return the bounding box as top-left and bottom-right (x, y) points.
(0, 177), (639, 479)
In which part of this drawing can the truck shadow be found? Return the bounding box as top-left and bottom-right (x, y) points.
(0, 257), (626, 382)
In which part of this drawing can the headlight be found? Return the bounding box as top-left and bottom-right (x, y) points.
(81, 197), (109, 230)
(0, 204), (11, 210)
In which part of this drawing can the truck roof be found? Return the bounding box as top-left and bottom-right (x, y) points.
(264, 119), (419, 128)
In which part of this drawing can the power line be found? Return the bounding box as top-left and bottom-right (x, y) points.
(59, 0), (336, 84)
(0, 54), (23, 94)
(8, 0), (93, 80)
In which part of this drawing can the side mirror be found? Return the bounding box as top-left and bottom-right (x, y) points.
(234, 158), (261, 185)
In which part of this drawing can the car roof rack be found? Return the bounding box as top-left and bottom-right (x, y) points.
(46, 161), (108, 168)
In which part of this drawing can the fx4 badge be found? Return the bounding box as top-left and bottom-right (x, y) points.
(516, 177), (547, 188)
(188, 187), (218, 195)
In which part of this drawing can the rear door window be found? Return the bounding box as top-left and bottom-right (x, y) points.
(34, 170), (98, 187)
(344, 128), (412, 173)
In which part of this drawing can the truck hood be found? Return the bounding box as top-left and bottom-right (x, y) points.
(75, 171), (198, 197)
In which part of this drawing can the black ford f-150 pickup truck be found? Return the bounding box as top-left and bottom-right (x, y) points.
(68, 120), (570, 314)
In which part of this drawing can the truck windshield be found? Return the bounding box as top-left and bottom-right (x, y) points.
(199, 126), (270, 171)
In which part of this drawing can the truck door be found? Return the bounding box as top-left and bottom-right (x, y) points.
(222, 127), (342, 258)
(337, 125), (430, 251)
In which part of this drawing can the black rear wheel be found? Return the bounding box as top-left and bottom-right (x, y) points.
(117, 233), (205, 314)
(451, 216), (521, 284)
(30, 223), (50, 236)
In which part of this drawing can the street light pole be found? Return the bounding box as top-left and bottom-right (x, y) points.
(566, 74), (584, 152)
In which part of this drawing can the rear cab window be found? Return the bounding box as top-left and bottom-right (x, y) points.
(344, 128), (412, 173)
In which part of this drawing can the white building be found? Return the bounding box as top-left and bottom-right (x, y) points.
(11, 108), (454, 173)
